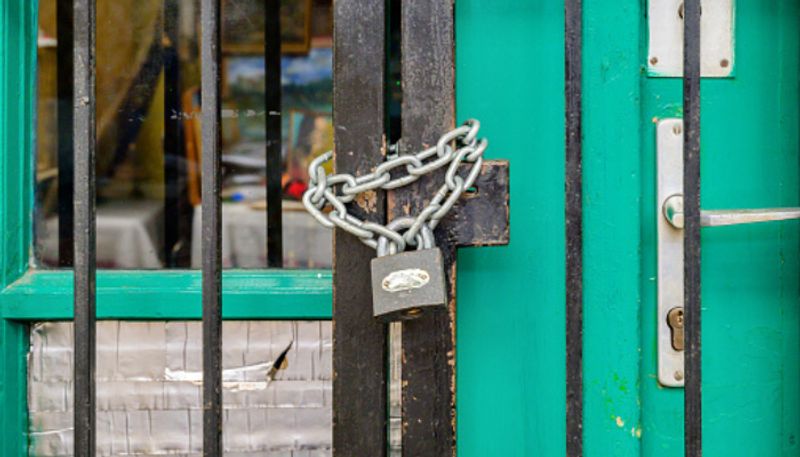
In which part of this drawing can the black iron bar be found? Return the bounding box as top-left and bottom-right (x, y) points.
(565, 0), (583, 455)
(72, 0), (96, 454)
(57, 0), (74, 267)
(332, 0), (388, 454)
(201, 0), (223, 454)
(264, 0), (283, 268)
(163, 0), (184, 267)
(683, 0), (702, 455)
(397, 1), (456, 455)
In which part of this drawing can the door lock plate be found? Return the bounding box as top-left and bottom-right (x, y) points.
(647, 0), (734, 78)
(657, 118), (686, 387)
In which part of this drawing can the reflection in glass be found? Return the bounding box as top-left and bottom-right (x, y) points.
(34, 0), (334, 269)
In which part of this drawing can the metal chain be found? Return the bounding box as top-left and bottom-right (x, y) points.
(302, 119), (487, 253)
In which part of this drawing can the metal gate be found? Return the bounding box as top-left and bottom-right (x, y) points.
(59, 0), (711, 456)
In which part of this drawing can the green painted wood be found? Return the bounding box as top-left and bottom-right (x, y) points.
(0, 320), (29, 457)
(0, 0), (35, 454)
(456, 1), (643, 455)
(640, 1), (800, 455)
(454, 2), (567, 455)
(1, 270), (332, 320)
(0, 0), (34, 288)
(581, 1), (644, 454)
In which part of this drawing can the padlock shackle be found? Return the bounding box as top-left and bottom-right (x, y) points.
(376, 217), (434, 257)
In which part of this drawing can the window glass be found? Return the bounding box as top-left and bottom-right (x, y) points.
(34, 0), (334, 269)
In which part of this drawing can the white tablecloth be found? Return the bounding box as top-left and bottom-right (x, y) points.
(40, 200), (164, 269)
(190, 201), (332, 269)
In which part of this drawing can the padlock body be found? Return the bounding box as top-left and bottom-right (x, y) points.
(371, 248), (447, 322)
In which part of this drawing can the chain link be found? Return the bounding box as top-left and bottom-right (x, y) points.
(302, 119), (487, 254)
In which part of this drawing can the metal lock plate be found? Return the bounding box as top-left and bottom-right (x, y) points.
(647, 0), (734, 78)
(371, 248), (446, 322)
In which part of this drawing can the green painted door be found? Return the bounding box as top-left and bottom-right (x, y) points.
(455, 0), (799, 455)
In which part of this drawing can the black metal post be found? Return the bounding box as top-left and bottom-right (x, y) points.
(73, 0), (96, 454)
(57, 0), (74, 267)
(265, 0), (283, 268)
(396, 1), (456, 455)
(683, 0), (702, 455)
(163, 0), (184, 267)
(332, 0), (388, 454)
(565, 0), (583, 455)
(201, 0), (223, 454)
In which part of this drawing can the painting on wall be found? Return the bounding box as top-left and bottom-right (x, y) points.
(286, 109), (334, 182)
(222, 0), (312, 55)
(222, 45), (332, 145)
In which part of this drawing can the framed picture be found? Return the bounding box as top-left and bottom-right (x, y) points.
(222, 0), (312, 55)
(286, 109), (334, 182)
(221, 45), (332, 144)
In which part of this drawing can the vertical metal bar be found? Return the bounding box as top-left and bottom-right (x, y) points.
(565, 0), (583, 455)
(163, 0), (184, 267)
(73, 0), (96, 454)
(201, 0), (223, 454)
(683, 0), (702, 455)
(395, 1), (456, 455)
(332, 0), (388, 455)
(57, 0), (74, 267)
(264, 0), (283, 268)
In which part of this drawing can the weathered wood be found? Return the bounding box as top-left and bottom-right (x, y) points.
(393, 1), (456, 455)
(332, 0), (388, 455)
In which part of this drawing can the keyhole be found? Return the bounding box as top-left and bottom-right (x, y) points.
(667, 307), (685, 352)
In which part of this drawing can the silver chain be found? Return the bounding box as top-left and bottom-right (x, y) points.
(302, 119), (487, 254)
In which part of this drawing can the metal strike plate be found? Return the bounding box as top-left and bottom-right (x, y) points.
(447, 160), (510, 247)
(647, 0), (734, 78)
(371, 248), (447, 322)
(657, 118), (687, 387)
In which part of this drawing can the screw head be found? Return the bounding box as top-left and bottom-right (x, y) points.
(720, 58), (730, 68)
(650, 56), (659, 66)
(674, 371), (684, 381)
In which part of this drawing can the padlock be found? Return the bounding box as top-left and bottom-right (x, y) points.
(371, 218), (447, 322)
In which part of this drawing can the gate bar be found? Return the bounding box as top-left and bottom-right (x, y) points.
(331, 1), (388, 454)
(57, 0), (74, 267)
(264, 0), (283, 268)
(200, 0), (224, 454)
(565, 0), (583, 455)
(163, 0), (184, 266)
(682, 0), (702, 455)
(73, 0), (97, 454)
(397, 1), (456, 454)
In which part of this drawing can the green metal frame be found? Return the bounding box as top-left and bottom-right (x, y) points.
(0, 1), (331, 455)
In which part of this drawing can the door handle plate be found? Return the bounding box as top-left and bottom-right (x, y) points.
(656, 118), (686, 387)
(657, 118), (800, 387)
